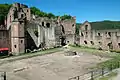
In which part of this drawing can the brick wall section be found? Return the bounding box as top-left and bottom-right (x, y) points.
(79, 21), (120, 50)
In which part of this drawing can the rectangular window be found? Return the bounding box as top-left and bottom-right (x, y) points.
(21, 40), (23, 43)
(85, 25), (88, 31)
(90, 41), (94, 45)
(86, 32), (88, 37)
(118, 43), (120, 48)
(98, 33), (101, 36)
(81, 32), (83, 37)
(108, 32), (111, 37)
(14, 45), (17, 48)
(21, 14), (24, 18)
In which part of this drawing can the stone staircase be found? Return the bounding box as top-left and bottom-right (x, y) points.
(27, 28), (39, 47)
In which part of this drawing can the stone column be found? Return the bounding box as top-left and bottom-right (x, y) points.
(44, 28), (48, 48)
(112, 32), (118, 50)
(38, 25), (43, 47)
(11, 19), (25, 55)
(101, 32), (108, 50)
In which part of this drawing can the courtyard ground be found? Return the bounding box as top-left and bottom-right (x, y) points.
(0, 50), (108, 80)
(112, 69), (120, 80)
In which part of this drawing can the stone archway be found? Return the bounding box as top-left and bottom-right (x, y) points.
(60, 36), (66, 46)
(107, 42), (113, 50)
(60, 25), (66, 46)
(55, 24), (66, 46)
(61, 25), (65, 34)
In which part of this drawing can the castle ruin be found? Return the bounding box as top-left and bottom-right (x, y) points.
(0, 3), (76, 55)
(79, 21), (120, 51)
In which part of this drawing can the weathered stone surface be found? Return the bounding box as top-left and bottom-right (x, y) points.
(0, 3), (75, 55)
(79, 21), (120, 50)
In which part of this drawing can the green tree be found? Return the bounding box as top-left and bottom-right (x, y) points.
(30, 7), (73, 20)
(60, 14), (72, 20)
(30, 7), (39, 15)
(0, 4), (11, 25)
(31, 7), (47, 17)
(47, 13), (56, 18)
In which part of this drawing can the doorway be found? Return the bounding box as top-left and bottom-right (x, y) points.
(107, 42), (113, 50)
(60, 36), (66, 46)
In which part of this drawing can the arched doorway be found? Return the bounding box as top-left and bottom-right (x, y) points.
(107, 42), (113, 50)
(60, 36), (66, 46)
(60, 24), (66, 46)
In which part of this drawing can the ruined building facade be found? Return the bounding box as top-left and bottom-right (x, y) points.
(0, 3), (76, 55)
(79, 21), (120, 51)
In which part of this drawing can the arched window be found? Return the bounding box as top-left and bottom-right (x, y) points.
(21, 14), (24, 17)
(107, 42), (113, 49)
(42, 22), (44, 26)
(118, 43), (120, 48)
(10, 15), (11, 22)
(90, 41), (94, 45)
(81, 32), (83, 36)
(108, 32), (111, 37)
(98, 42), (102, 45)
(72, 24), (74, 27)
(14, 45), (17, 48)
(84, 40), (87, 44)
(61, 25), (65, 34)
(86, 32), (88, 37)
(27, 9), (29, 12)
(85, 25), (88, 30)
(98, 33), (101, 36)
(46, 23), (50, 28)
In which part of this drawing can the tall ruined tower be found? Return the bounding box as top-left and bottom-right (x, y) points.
(61, 16), (76, 45)
(6, 3), (31, 54)
(11, 19), (25, 54)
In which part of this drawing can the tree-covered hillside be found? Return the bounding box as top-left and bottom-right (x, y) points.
(30, 7), (56, 18)
(0, 4), (11, 25)
(0, 4), (72, 25)
(90, 20), (120, 30)
(76, 21), (120, 35)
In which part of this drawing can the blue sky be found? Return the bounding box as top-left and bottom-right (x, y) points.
(0, 0), (120, 23)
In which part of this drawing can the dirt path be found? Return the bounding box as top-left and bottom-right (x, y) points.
(0, 51), (108, 80)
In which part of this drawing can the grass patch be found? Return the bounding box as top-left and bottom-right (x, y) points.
(98, 72), (117, 80)
(0, 47), (61, 59)
(70, 45), (119, 58)
(0, 48), (61, 65)
(68, 45), (119, 80)
(70, 45), (120, 69)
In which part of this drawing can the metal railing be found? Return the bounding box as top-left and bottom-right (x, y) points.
(68, 61), (120, 80)
(0, 72), (6, 80)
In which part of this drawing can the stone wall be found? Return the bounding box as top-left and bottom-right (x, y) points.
(11, 20), (25, 55)
(0, 30), (9, 48)
(79, 21), (120, 50)
(61, 18), (76, 45)
(0, 2), (76, 55)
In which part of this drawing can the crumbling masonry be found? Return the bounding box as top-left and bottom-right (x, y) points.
(0, 3), (76, 55)
(79, 21), (120, 51)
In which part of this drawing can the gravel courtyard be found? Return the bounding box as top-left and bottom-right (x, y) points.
(0, 51), (108, 80)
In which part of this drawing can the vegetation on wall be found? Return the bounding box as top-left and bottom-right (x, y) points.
(30, 7), (56, 18)
(60, 14), (72, 20)
(30, 6), (72, 19)
(0, 4), (72, 25)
